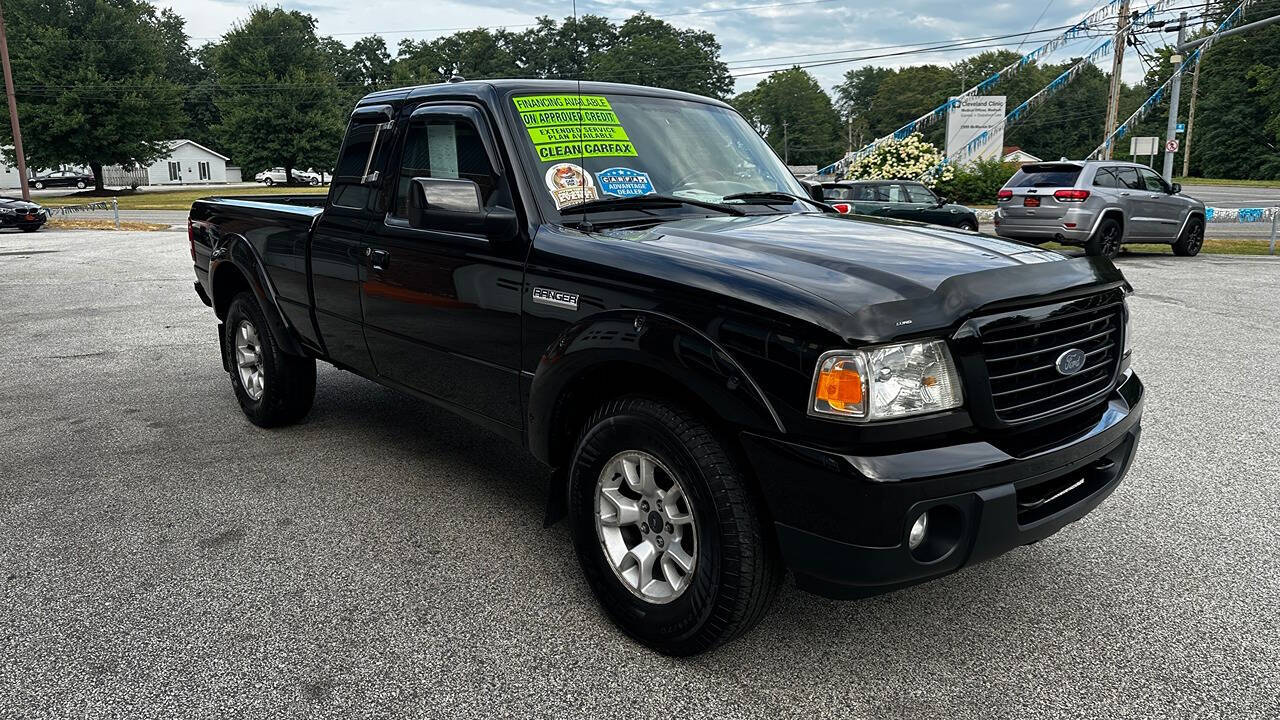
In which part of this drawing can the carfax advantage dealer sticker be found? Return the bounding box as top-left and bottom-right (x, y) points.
(513, 95), (639, 162)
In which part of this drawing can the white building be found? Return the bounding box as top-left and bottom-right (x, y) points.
(144, 139), (231, 185)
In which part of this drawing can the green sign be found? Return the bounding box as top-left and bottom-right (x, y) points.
(514, 94), (637, 160)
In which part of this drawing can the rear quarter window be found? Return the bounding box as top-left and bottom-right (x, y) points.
(1008, 166), (1083, 188)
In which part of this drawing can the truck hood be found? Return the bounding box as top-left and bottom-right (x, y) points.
(587, 212), (1125, 342)
(617, 213), (1059, 305)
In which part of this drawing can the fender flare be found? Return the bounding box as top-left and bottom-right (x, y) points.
(208, 233), (305, 358)
(527, 309), (785, 469)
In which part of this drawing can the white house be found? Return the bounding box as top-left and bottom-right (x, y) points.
(145, 139), (230, 185)
(1002, 146), (1043, 165)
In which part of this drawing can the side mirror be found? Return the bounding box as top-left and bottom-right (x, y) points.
(934, 196), (950, 207)
(801, 180), (826, 204)
(1170, 182), (1182, 195)
(408, 177), (518, 241)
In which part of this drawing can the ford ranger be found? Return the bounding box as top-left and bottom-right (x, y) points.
(188, 79), (1145, 656)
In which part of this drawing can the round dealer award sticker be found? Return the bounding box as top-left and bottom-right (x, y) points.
(545, 163), (599, 210)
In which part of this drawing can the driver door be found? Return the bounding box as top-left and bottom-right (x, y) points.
(360, 103), (525, 431)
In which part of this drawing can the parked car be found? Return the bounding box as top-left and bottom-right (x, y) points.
(994, 161), (1206, 258)
(189, 79), (1144, 655)
(0, 196), (48, 231)
(821, 179), (980, 231)
(255, 167), (325, 186)
(293, 169), (326, 186)
(29, 170), (93, 190)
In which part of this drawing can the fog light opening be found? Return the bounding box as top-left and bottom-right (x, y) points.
(908, 512), (929, 550)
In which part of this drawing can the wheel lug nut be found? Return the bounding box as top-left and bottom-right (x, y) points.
(640, 501), (650, 512)
(665, 522), (674, 533)
(655, 536), (664, 547)
(640, 523), (650, 533)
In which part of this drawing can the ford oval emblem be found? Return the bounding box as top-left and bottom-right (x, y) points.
(1055, 348), (1087, 376)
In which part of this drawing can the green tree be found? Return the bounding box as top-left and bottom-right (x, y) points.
(733, 68), (841, 166)
(208, 6), (343, 181)
(590, 14), (731, 98)
(2, 0), (187, 190)
(393, 28), (522, 86)
(835, 66), (892, 149)
(321, 35), (393, 110)
(512, 15), (617, 80)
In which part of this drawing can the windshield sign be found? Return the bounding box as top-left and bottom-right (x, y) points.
(510, 92), (805, 214)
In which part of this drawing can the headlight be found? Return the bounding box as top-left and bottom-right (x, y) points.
(811, 340), (963, 421)
(0, 208), (14, 214)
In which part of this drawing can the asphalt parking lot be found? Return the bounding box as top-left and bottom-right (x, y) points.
(2, 228), (1277, 719)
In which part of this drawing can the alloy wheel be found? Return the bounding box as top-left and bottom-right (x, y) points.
(1101, 224), (1121, 258)
(594, 450), (698, 604)
(234, 320), (265, 401)
(1188, 222), (1204, 254)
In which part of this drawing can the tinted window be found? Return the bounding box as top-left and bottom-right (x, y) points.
(1008, 165), (1083, 188)
(1138, 168), (1168, 193)
(823, 186), (852, 201)
(1113, 167), (1143, 190)
(330, 123), (381, 210)
(393, 118), (497, 218)
(905, 184), (936, 204)
(1093, 169), (1121, 188)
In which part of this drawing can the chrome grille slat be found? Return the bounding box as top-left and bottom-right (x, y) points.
(977, 290), (1124, 423)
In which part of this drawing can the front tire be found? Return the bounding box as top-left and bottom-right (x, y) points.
(223, 292), (315, 427)
(76, 180), (86, 189)
(568, 397), (780, 656)
(1086, 216), (1123, 259)
(263, 178), (274, 186)
(957, 219), (978, 232)
(33, 181), (44, 190)
(1172, 216), (1204, 257)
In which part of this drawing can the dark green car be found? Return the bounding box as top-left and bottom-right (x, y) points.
(822, 180), (980, 232)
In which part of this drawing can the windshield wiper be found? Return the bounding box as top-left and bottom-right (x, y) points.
(561, 194), (746, 217)
(721, 191), (837, 213)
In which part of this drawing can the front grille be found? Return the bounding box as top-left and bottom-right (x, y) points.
(979, 290), (1123, 423)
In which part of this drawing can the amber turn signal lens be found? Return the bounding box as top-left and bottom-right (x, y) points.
(816, 365), (863, 411)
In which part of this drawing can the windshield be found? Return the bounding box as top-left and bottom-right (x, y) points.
(507, 91), (807, 219)
(1008, 165), (1083, 188)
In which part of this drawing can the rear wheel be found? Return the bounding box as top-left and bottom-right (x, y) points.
(1172, 216), (1204, 257)
(568, 397), (780, 656)
(76, 180), (86, 189)
(263, 177), (274, 186)
(1086, 217), (1123, 259)
(223, 292), (315, 427)
(33, 181), (44, 190)
(957, 219), (978, 232)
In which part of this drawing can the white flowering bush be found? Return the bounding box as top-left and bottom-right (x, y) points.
(845, 133), (953, 187)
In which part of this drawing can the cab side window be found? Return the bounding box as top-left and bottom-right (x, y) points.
(330, 123), (379, 210)
(393, 119), (499, 218)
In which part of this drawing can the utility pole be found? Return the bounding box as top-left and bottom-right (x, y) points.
(1162, 12), (1187, 183)
(1102, 0), (1131, 160)
(1182, 53), (1201, 177)
(782, 120), (789, 165)
(0, 0), (30, 202)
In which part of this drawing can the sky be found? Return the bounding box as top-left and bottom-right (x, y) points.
(156, 0), (1158, 94)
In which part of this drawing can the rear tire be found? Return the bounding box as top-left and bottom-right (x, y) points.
(263, 178), (274, 186)
(1172, 216), (1204, 257)
(76, 181), (86, 189)
(568, 397), (780, 656)
(33, 182), (44, 190)
(957, 220), (978, 232)
(223, 292), (315, 427)
(1086, 217), (1123, 259)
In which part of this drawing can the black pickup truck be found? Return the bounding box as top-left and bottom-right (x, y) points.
(189, 79), (1144, 656)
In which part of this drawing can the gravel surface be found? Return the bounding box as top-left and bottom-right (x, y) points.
(1, 229), (1277, 719)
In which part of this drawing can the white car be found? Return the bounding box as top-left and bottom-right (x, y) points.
(255, 167), (326, 186)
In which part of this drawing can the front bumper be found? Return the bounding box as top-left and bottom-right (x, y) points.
(0, 212), (46, 227)
(741, 370), (1144, 599)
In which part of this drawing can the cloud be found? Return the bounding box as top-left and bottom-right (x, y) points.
(159, 0), (1145, 91)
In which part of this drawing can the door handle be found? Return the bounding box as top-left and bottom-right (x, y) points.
(370, 249), (390, 272)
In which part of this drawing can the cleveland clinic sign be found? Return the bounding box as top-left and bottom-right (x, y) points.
(945, 96), (1006, 164)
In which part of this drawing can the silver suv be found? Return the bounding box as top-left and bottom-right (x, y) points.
(994, 161), (1206, 258)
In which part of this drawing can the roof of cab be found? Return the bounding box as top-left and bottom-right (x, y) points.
(356, 78), (732, 110)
